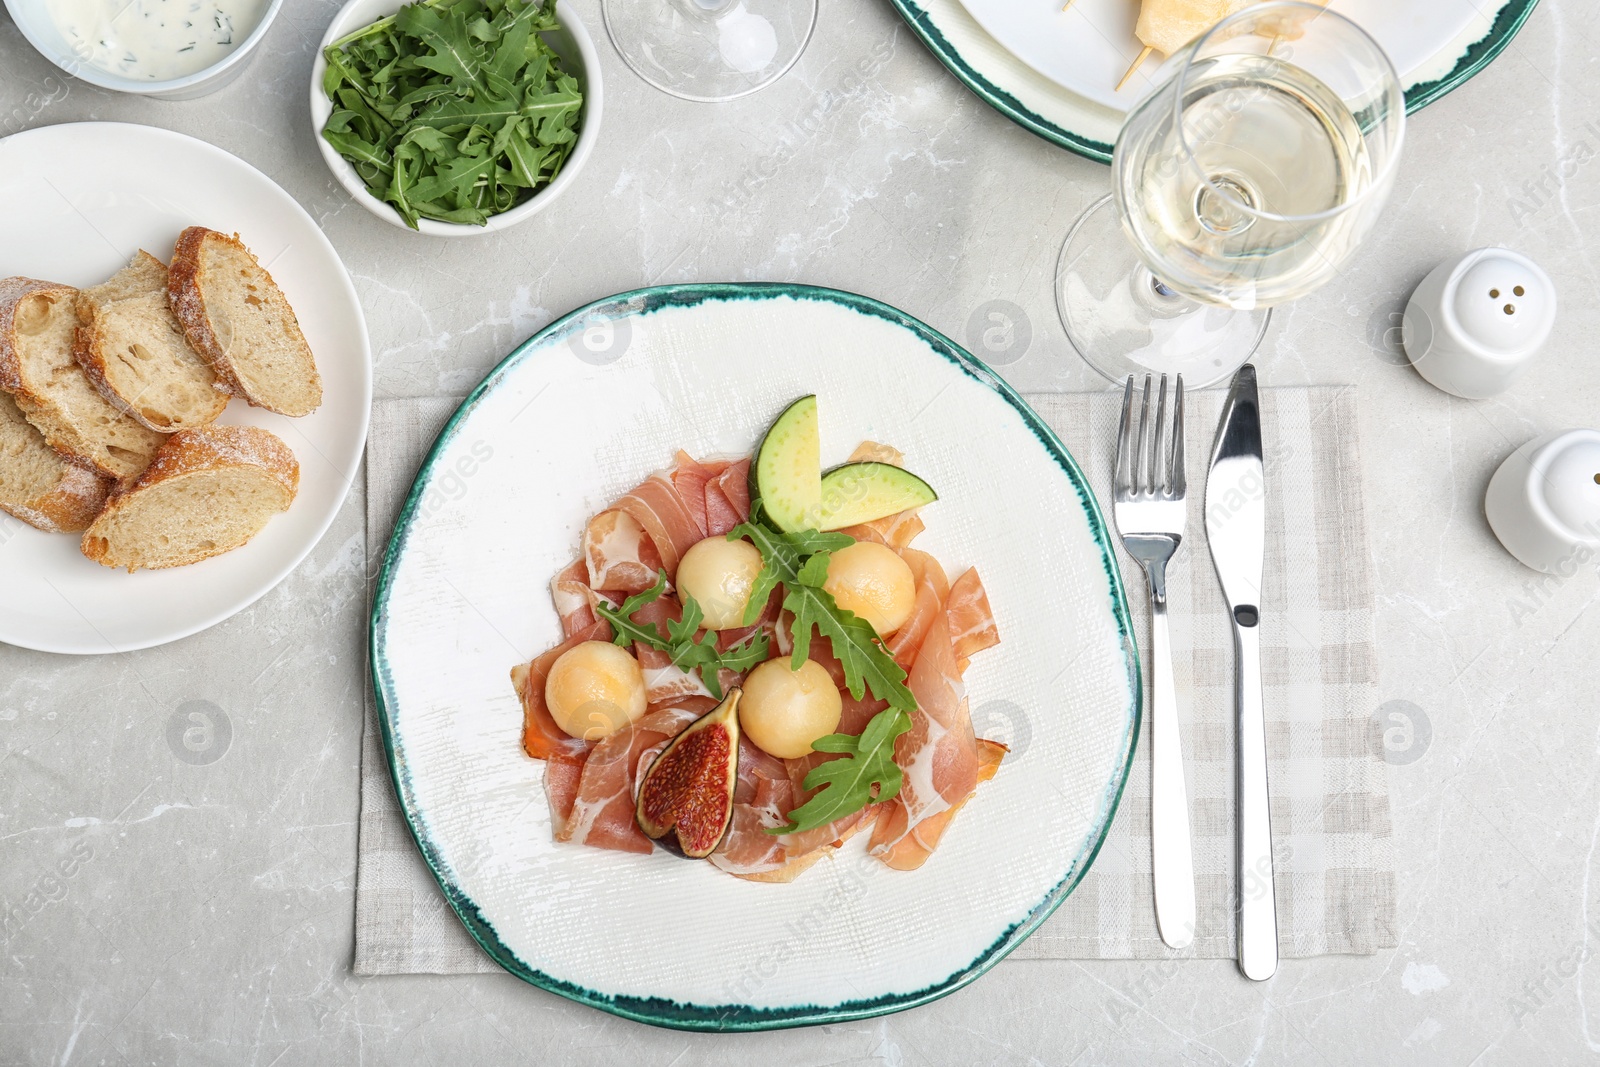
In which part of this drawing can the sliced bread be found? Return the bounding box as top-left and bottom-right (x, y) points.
(81, 424), (299, 571)
(168, 228), (323, 417)
(75, 252), (228, 433)
(88, 250), (166, 303)
(0, 390), (111, 533)
(0, 277), (167, 480)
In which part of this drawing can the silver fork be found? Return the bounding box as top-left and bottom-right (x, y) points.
(1113, 374), (1196, 950)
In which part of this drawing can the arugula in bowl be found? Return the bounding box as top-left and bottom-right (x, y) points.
(320, 0), (583, 229)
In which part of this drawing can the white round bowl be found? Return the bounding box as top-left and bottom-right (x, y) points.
(310, 0), (602, 237)
(2, 0), (285, 99)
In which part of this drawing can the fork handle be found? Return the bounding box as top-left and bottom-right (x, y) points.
(1233, 614), (1278, 980)
(1147, 562), (1195, 950)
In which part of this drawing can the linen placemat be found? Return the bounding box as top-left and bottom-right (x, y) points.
(354, 386), (1395, 974)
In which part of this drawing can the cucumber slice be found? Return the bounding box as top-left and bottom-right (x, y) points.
(819, 461), (938, 530)
(753, 395), (821, 532)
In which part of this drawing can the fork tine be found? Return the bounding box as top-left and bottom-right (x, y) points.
(1170, 374), (1186, 497)
(1115, 376), (1135, 497)
(1151, 374), (1168, 495)
(1137, 375), (1153, 494)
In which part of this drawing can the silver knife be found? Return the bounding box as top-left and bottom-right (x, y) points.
(1204, 364), (1277, 982)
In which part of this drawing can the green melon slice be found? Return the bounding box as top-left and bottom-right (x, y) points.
(818, 461), (938, 531)
(753, 395), (821, 533)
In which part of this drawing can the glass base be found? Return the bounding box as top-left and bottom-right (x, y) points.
(1055, 195), (1270, 388)
(603, 0), (817, 102)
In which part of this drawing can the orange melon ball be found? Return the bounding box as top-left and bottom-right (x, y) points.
(676, 536), (764, 630)
(738, 658), (843, 759)
(822, 541), (916, 636)
(544, 640), (648, 740)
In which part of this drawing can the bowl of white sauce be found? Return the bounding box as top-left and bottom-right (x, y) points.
(4, 0), (285, 99)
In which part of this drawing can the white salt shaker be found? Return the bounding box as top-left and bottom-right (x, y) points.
(1484, 429), (1600, 573)
(1403, 248), (1556, 398)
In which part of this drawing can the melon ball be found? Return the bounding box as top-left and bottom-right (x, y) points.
(739, 658), (843, 759)
(544, 640), (648, 740)
(676, 535), (764, 630)
(822, 541), (916, 636)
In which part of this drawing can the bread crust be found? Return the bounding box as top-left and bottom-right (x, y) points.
(168, 227), (322, 416)
(81, 424), (299, 569)
(1, 453), (110, 533)
(168, 228), (245, 397)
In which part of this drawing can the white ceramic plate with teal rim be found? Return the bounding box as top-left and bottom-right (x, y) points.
(890, 0), (1540, 163)
(369, 283), (1140, 1030)
(0, 122), (371, 654)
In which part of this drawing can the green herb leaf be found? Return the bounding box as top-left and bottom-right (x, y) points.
(320, 0), (583, 229)
(728, 521), (913, 711)
(770, 707), (913, 835)
(593, 571), (771, 701)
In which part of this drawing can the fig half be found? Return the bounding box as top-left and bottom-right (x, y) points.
(635, 688), (742, 858)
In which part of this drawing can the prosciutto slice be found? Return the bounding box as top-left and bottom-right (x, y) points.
(704, 460), (751, 537)
(869, 612), (978, 861)
(886, 548), (951, 670)
(560, 704), (702, 854)
(873, 738), (1007, 870)
(839, 510), (925, 553)
(946, 567), (1000, 663)
(710, 739), (796, 876)
(615, 471), (703, 577)
(668, 451), (724, 538)
(551, 559), (611, 638)
(584, 510), (663, 594)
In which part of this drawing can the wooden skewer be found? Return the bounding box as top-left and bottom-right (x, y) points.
(1061, 0), (1075, 10)
(1117, 45), (1154, 91)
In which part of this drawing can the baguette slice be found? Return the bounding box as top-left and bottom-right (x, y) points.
(168, 228), (323, 417)
(75, 252), (229, 433)
(0, 390), (111, 533)
(0, 277), (166, 480)
(81, 425), (299, 572)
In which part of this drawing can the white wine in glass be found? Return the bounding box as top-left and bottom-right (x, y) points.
(1057, 2), (1405, 386)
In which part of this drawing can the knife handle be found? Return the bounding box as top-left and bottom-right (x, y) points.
(1233, 610), (1277, 981)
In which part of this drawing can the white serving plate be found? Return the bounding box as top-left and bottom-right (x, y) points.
(370, 283), (1140, 1030)
(890, 0), (1537, 162)
(0, 122), (371, 654)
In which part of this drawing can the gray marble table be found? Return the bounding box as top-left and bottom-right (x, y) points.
(2, 0), (1598, 1063)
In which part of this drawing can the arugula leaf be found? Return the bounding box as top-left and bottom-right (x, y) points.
(771, 707), (913, 835)
(728, 521), (914, 712)
(320, 0), (582, 229)
(594, 571), (770, 701)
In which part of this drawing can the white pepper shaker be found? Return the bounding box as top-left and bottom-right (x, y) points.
(1403, 248), (1556, 398)
(1484, 429), (1600, 573)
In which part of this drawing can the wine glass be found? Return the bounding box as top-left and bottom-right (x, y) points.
(603, 0), (817, 103)
(1056, 2), (1405, 387)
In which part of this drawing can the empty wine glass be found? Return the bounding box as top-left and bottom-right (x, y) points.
(603, 0), (816, 102)
(1056, 1), (1405, 386)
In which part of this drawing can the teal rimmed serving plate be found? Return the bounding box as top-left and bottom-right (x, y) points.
(369, 283), (1140, 1030)
(889, 0), (1540, 164)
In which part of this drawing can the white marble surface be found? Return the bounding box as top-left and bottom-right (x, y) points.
(1, 0), (1598, 1062)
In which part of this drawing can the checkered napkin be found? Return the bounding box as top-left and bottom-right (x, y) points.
(353, 387), (1395, 973)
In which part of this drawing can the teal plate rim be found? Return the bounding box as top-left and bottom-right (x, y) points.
(887, 0), (1542, 165)
(368, 282), (1143, 1032)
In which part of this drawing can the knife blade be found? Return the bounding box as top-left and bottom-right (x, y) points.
(1204, 364), (1277, 982)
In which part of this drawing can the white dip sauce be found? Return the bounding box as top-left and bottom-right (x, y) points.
(49, 0), (270, 81)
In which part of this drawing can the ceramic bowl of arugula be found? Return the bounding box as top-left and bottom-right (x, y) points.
(310, 0), (601, 235)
